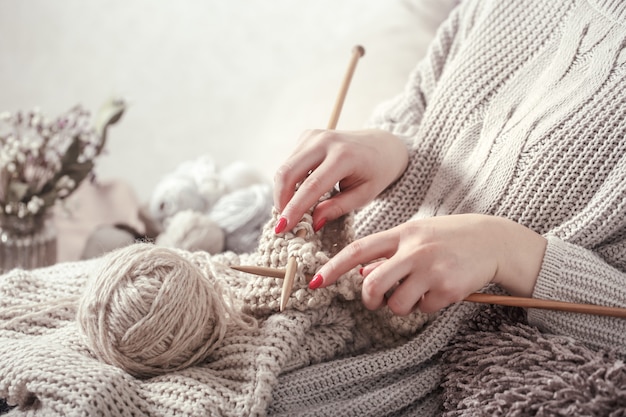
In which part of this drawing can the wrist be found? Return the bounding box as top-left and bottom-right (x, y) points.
(491, 217), (547, 297)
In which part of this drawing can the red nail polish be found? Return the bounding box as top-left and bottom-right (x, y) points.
(359, 267), (364, 276)
(309, 273), (323, 290)
(313, 218), (327, 232)
(274, 217), (287, 234)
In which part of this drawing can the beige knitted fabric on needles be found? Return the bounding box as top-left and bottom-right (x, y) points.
(240, 207), (363, 314)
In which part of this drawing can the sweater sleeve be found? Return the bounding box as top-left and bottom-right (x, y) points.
(365, 0), (476, 145)
(528, 159), (626, 356)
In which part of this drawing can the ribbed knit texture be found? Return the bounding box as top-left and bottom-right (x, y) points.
(1, 0), (626, 415)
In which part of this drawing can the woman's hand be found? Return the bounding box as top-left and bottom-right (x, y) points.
(273, 128), (409, 234)
(308, 214), (547, 315)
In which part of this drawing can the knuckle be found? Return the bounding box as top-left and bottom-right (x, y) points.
(331, 140), (362, 164)
(344, 240), (365, 259)
(399, 221), (426, 242)
(417, 296), (438, 314)
(316, 130), (339, 145)
(273, 162), (293, 185)
(298, 129), (322, 144)
(329, 200), (347, 220)
(362, 277), (384, 306)
(434, 278), (463, 304)
(436, 279), (456, 297)
(387, 297), (412, 316)
(361, 278), (376, 299)
(300, 174), (326, 196)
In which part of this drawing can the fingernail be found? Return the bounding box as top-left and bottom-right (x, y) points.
(309, 273), (323, 290)
(359, 267), (364, 276)
(313, 218), (327, 232)
(274, 217), (287, 234)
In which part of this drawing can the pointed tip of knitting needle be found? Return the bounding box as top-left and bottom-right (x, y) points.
(280, 256), (298, 312)
(230, 265), (286, 279)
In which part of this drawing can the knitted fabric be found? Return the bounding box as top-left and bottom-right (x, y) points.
(0, 202), (427, 416)
(2, 0), (626, 415)
(241, 208), (362, 313)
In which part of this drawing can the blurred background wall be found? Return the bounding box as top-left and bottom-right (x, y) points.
(0, 0), (455, 201)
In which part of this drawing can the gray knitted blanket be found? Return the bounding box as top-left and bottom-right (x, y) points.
(0, 299), (624, 416)
(0, 207), (624, 416)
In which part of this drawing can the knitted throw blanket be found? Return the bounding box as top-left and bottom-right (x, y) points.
(0, 211), (430, 416)
(2, 213), (625, 416)
(0, 224), (626, 416)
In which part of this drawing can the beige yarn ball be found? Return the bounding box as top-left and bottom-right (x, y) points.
(77, 243), (229, 378)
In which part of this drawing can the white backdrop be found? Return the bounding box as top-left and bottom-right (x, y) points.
(0, 0), (455, 201)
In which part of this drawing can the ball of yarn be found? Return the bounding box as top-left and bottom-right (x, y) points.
(208, 183), (273, 253)
(77, 243), (230, 378)
(156, 210), (225, 254)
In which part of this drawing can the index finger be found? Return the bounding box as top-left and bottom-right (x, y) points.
(274, 157), (347, 234)
(273, 130), (324, 212)
(311, 230), (396, 289)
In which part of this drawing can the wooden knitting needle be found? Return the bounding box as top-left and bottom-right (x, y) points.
(231, 265), (288, 279)
(464, 293), (626, 318)
(278, 45), (365, 311)
(327, 45), (365, 130)
(231, 265), (626, 318)
(231, 264), (315, 281)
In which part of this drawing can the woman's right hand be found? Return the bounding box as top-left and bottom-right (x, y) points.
(273, 128), (409, 234)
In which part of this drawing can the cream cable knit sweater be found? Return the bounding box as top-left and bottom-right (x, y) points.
(1, 1), (626, 416)
(270, 0), (626, 414)
(357, 0), (626, 354)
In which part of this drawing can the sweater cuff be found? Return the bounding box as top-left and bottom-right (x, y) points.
(528, 235), (626, 356)
(530, 235), (569, 302)
(531, 235), (626, 307)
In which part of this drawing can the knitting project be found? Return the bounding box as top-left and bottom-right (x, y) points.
(0, 205), (428, 416)
(4, 0), (626, 414)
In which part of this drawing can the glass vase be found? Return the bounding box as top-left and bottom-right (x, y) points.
(0, 211), (57, 274)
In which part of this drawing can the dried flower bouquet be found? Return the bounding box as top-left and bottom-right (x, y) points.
(0, 98), (126, 219)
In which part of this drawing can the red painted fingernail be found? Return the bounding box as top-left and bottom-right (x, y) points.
(274, 217), (287, 234)
(309, 273), (323, 290)
(359, 267), (364, 276)
(313, 218), (327, 232)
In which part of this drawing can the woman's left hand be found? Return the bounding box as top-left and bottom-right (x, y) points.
(309, 214), (547, 315)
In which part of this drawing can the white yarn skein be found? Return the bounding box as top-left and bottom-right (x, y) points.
(208, 183), (273, 253)
(77, 243), (233, 378)
(157, 210), (226, 254)
(219, 160), (267, 193)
